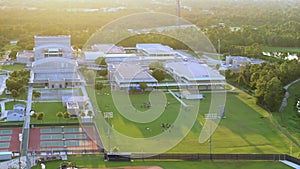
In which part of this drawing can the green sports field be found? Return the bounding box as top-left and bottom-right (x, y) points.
(87, 86), (299, 156)
(31, 155), (291, 169)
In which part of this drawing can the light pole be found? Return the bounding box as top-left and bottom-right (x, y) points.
(104, 112), (113, 153)
(205, 113), (219, 160)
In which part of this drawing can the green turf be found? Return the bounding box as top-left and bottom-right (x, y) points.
(30, 155), (291, 169)
(30, 102), (78, 124)
(91, 87), (180, 138)
(0, 64), (26, 71)
(274, 81), (300, 140)
(4, 101), (26, 110)
(87, 87), (300, 155)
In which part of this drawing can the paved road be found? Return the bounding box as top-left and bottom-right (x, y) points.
(25, 86), (33, 129)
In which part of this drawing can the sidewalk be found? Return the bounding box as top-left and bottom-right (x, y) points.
(280, 160), (300, 169)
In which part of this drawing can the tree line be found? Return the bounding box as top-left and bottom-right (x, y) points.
(6, 70), (30, 100)
(225, 60), (300, 112)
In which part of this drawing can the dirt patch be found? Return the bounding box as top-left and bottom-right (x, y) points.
(82, 166), (163, 169)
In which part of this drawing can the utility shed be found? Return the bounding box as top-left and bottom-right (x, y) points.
(0, 151), (12, 160)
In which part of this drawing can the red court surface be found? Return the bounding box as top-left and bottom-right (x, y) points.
(0, 128), (22, 152)
(28, 126), (101, 153)
(0, 126), (101, 154)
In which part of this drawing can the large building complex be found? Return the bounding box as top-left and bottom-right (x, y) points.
(33, 35), (73, 60)
(165, 62), (225, 90)
(30, 57), (81, 88)
(108, 63), (158, 91)
(29, 35), (82, 88)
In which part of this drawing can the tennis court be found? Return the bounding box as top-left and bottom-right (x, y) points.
(29, 126), (101, 153)
(40, 133), (86, 140)
(40, 127), (81, 133)
(0, 128), (22, 152)
(0, 130), (12, 135)
(0, 143), (10, 148)
(0, 136), (11, 141)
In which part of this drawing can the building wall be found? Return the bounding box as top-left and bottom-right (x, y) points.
(48, 81), (66, 89)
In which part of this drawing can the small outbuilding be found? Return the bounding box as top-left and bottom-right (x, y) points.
(0, 151), (12, 160)
(6, 104), (26, 122)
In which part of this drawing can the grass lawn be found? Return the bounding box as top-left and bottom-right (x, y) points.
(87, 87), (300, 156)
(91, 87), (181, 138)
(274, 81), (300, 140)
(263, 46), (300, 53)
(4, 101), (26, 110)
(31, 102), (78, 124)
(0, 64), (26, 71)
(30, 155), (291, 169)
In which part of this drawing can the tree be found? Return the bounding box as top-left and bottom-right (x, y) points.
(9, 49), (18, 60)
(37, 112), (44, 123)
(63, 112), (70, 119)
(215, 64), (220, 70)
(56, 112), (63, 122)
(97, 69), (108, 76)
(95, 82), (104, 90)
(95, 57), (107, 65)
(87, 110), (93, 117)
(11, 89), (19, 101)
(264, 77), (285, 112)
(84, 70), (96, 84)
(139, 82), (148, 92)
(33, 90), (41, 100)
(80, 112), (86, 117)
(31, 112), (37, 118)
(6, 79), (22, 93)
(152, 69), (166, 82)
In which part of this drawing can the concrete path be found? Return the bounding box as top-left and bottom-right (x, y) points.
(167, 89), (188, 107)
(279, 78), (300, 112)
(80, 85), (95, 112)
(25, 86), (33, 129)
(280, 160), (300, 169)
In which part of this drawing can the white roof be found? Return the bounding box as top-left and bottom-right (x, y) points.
(84, 52), (105, 61)
(136, 44), (176, 56)
(32, 57), (78, 67)
(114, 63), (157, 83)
(165, 62), (225, 81)
(92, 44), (125, 54)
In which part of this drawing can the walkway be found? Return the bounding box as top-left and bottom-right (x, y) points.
(280, 160), (300, 169)
(80, 85), (95, 112)
(279, 78), (300, 112)
(167, 89), (188, 107)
